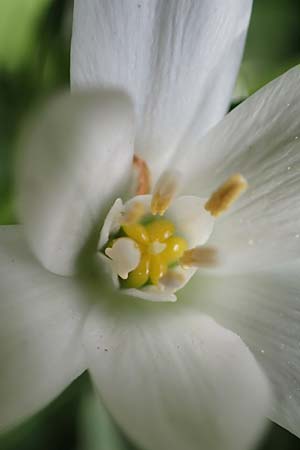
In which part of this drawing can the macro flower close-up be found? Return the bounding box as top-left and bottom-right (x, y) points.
(1, 1), (300, 450)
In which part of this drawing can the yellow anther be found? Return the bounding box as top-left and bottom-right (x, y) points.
(162, 236), (188, 264)
(122, 223), (149, 245)
(146, 219), (175, 242)
(180, 246), (217, 268)
(121, 202), (145, 225)
(205, 174), (248, 217)
(123, 254), (151, 288)
(151, 170), (179, 215)
(149, 255), (168, 285)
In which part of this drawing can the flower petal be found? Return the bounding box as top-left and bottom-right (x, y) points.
(0, 226), (88, 432)
(173, 65), (300, 271)
(16, 90), (134, 276)
(71, 0), (252, 177)
(166, 196), (215, 247)
(183, 260), (300, 438)
(83, 299), (271, 450)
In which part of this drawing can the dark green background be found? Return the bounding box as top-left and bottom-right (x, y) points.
(0, 0), (299, 449)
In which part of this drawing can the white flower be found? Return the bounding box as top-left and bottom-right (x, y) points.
(1, 1), (300, 450)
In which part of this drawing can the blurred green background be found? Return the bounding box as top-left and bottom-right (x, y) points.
(0, 0), (300, 449)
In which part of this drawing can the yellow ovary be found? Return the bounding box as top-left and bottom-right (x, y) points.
(122, 223), (149, 245)
(149, 255), (168, 285)
(120, 218), (188, 288)
(145, 219), (174, 242)
(124, 253), (151, 288)
(161, 236), (188, 264)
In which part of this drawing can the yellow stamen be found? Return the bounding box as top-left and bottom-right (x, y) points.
(205, 174), (248, 217)
(180, 246), (217, 268)
(151, 170), (179, 215)
(133, 154), (151, 195)
(121, 201), (145, 225)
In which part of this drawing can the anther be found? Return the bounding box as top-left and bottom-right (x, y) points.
(180, 246), (217, 268)
(151, 170), (180, 216)
(133, 154), (151, 195)
(205, 174), (248, 217)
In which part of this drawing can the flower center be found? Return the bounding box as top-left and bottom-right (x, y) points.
(104, 215), (188, 289)
(98, 156), (248, 301)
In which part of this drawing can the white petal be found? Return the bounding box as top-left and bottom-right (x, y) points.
(173, 65), (300, 271)
(122, 287), (176, 303)
(105, 237), (140, 279)
(0, 226), (88, 432)
(98, 198), (123, 250)
(16, 90), (134, 276)
(166, 196), (215, 247)
(71, 0), (252, 177)
(83, 300), (271, 450)
(183, 260), (300, 438)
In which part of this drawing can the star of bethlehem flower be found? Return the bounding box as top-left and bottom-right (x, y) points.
(1, 2), (300, 450)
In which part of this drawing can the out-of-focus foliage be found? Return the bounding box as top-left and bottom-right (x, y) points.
(235, 0), (300, 99)
(0, 0), (72, 224)
(79, 386), (131, 450)
(0, 0), (50, 70)
(0, 0), (299, 449)
(0, 376), (84, 450)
